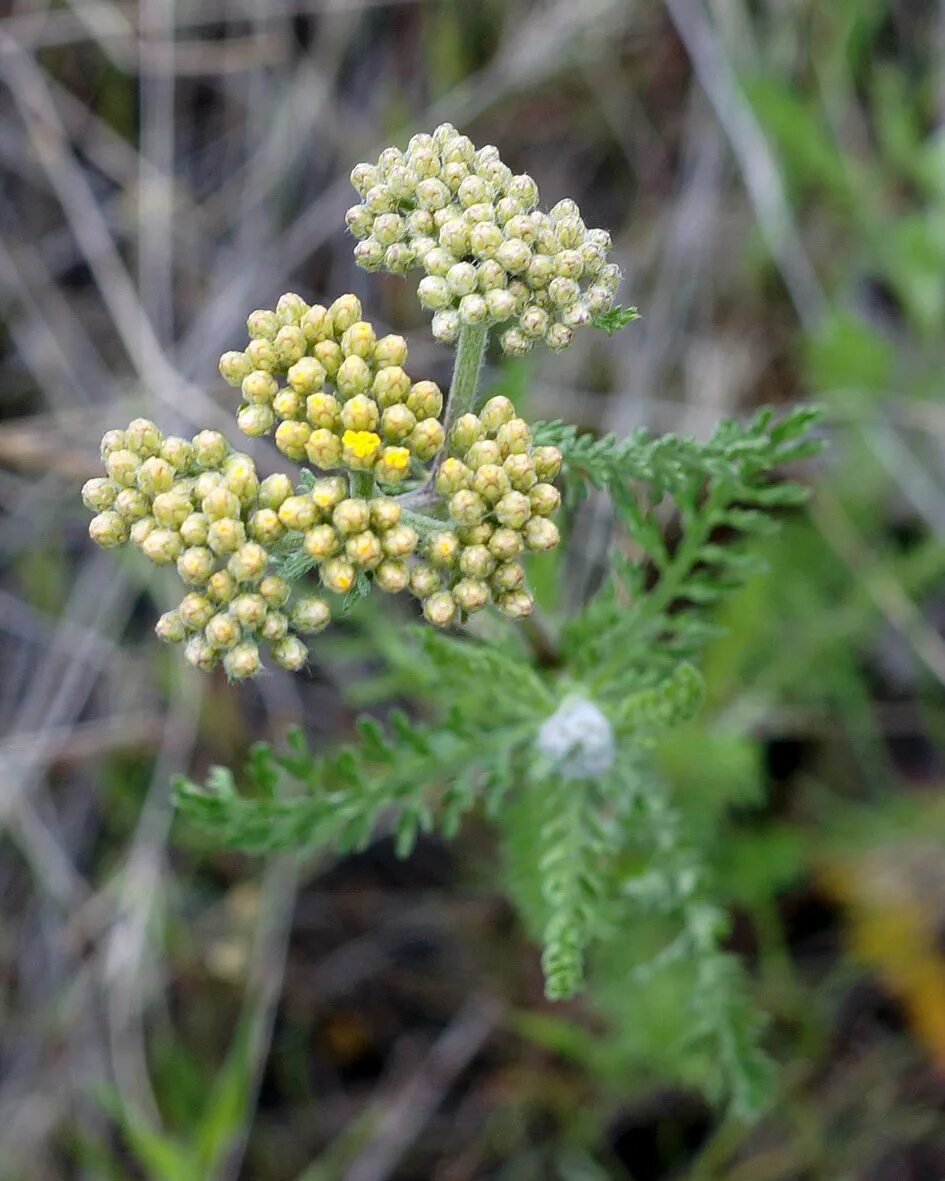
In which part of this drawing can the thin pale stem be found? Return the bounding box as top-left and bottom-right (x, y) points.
(395, 323), (489, 511)
(444, 322), (489, 432)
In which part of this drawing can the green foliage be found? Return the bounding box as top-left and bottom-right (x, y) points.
(591, 304), (640, 335)
(93, 1016), (256, 1181)
(174, 405), (821, 1118)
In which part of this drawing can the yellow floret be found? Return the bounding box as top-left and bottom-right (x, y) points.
(342, 429), (382, 459)
(382, 446), (411, 472)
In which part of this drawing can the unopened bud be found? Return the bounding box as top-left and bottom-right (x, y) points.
(291, 597), (331, 634)
(89, 511), (128, 548)
(155, 609), (187, 644)
(224, 642), (262, 680)
(423, 591), (456, 628)
(142, 528), (183, 565)
(270, 635), (308, 671)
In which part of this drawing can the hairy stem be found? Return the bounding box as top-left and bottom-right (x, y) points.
(445, 322), (489, 430)
(350, 470), (376, 498)
(395, 323), (489, 510)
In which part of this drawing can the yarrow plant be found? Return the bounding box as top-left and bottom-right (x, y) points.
(83, 124), (822, 1116)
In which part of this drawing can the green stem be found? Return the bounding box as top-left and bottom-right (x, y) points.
(444, 322), (489, 434)
(394, 322), (489, 511)
(350, 470), (375, 499)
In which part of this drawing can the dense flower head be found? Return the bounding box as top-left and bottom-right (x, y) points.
(410, 395), (562, 625)
(345, 124), (621, 354)
(218, 293), (445, 486)
(82, 419), (426, 678)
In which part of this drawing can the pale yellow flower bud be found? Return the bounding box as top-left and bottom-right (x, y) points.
(234, 407), (273, 448)
(494, 491), (531, 529)
(276, 292), (309, 325)
(492, 560), (526, 592)
(310, 476), (347, 513)
(177, 545), (215, 585)
(524, 516), (560, 552)
(288, 356), (327, 395)
(335, 355), (372, 399)
(380, 403), (417, 443)
(292, 597), (331, 634)
(532, 446), (563, 481)
(224, 642), (262, 680)
(89, 511), (128, 548)
(375, 446), (412, 484)
(405, 380), (443, 420)
(496, 418), (532, 456)
(278, 495), (317, 531)
(206, 613), (241, 650)
(305, 391), (342, 431)
(372, 366), (411, 409)
(185, 635), (219, 671)
(434, 458), (472, 496)
(230, 593), (267, 629)
(408, 419), (445, 462)
(179, 592), (214, 629)
(247, 309), (279, 339)
(303, 524), (340, 560)
(374, 558), (409, 593)
(106, 448), (141, 488)
(259, 574), (290, 607)
(472, 463), (511, 504)
(373, 334), (409, 368)
(129, 516), (156, 546)
(346, 530), (383, 569)
(248, 508), (284, 546)
(300, 304), (335, 344)
(341, 394), (380, 433)
(155, 609), (187, 644)
(306, 428), (343, 470)
(228, 542), (268, 582)
(150, 488), (191, 529)
(503, 453), (537, 492)
(273, 388), (305, 420)
(115, 488), (151, 522)
(275, 420), (312, 461)
(202, 486), (241, 521)
(142, 528), (183, 565)
(161, 437), (194, 471)
(270, 635), (308, 671)
(82, 478), (117, 512)
(207, 518), (246, 556)
(464, 440), (501, 470)
(192, 430), (230, 470)
(258, 473), (294, 509)
(489, 527), (524, 560)
(332, 498), (371, 536)
(328, 294), (362, 333)
(246, 338), (278, 371)
(423, 591), (456, 628)
(497, 589), (533, 618)
(207, 570), (238, 604)
(382, 524), (419, 558)
(180, 511), (210, 547)
(453, 578), (490, 613)
(260, 612), (288, 642)
(320, 557), (357, 594)
(459, 544), (495, 579)
(126, 418), (163, 457)
(369, 498), (401, 531)
(431, 309), (461, 343)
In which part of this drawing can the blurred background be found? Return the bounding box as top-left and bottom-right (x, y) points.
(4, 0), (945, 1177)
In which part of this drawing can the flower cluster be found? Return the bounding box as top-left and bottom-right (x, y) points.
(345, 124), (620, 355)
(218, 293), (445, 486)
(410, 396), (562, 625)
(83, 419), (336, 678)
